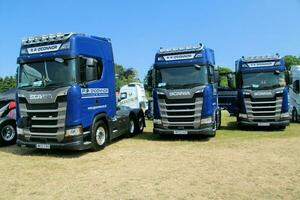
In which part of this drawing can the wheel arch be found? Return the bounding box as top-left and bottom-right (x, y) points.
(92, 112), (110, 140)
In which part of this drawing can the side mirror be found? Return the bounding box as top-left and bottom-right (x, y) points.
(288, 71), (293, 85)
(227, 73), (235, 89)
(85, 58), (97, 82)
(214, 70), (219, 83)
(86, 58), (96, 66)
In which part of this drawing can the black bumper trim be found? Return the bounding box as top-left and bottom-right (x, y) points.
(153, 125), (214, 136)
(239, 119), (290, 127)
(17, 135), (91, 150)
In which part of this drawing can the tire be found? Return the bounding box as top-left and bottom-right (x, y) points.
(91, 120), (108, 151)
(126, 117), (136, 138)
(136, 114), (144, 134)
(0, 122), (17, 146)
(216, 109), (221, 130)
(292, 108), (298, 122)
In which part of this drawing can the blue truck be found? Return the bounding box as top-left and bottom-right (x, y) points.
(151, 44), (220, 137)
(16, 33), (145, 151)
(235, 54), (290, 128)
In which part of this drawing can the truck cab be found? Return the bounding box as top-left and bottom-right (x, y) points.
(235, 54), (290, 128)
(16, 33), (144, 151)
(119, 83), (148, 112)
(151, 44), (220, 136)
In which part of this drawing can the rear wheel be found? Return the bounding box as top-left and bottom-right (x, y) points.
(126, 117), (136, 138)
(136, 114), (144, 134)
(216, 109), (221, 130)
(292, 108), (298, 122)
(0, 122), (17, 146)
(91, 120), (108, 151)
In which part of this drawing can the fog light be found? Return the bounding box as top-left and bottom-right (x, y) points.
(65, 127), (83, 137)
(17, 128), (24, 135)
(153, 119), (162, 125)
(239, 113), (247, 118)
(201, 117), (212, 124)
(280, 112), (289, 118)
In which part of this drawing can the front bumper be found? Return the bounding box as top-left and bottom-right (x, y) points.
(238, 118), (290, 127)
(17, 135), (91, 150)
(153, 124), (214, 136)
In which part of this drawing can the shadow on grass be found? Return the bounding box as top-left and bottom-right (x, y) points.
(221, 121), (286, 132)
(132, 130), (211, 142)
(0, 144), (89, 158)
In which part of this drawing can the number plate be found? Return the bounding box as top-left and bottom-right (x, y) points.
(174, 130), (188, 135)
(258, 122), (270, 127)
(36, 144), (50, 149)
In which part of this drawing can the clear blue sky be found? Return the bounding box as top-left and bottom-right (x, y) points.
(1, 0), (300, 80)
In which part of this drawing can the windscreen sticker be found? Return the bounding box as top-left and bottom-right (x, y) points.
(81, 88), (109, 98)
(27, 44), (61, 54)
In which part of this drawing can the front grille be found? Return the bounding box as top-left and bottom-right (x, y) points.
(244, 93), (282, 122)
(19, 95), (67, 141)
(158, 93), (202, 129)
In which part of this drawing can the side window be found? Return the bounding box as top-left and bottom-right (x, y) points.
(293, 80), (300, 94)
(79, 57), (103, 82)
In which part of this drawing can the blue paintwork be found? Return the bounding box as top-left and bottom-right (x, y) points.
(201, 85), (214, 118)
(236, 56), (289, 117)
(153, 46), (218, 124)
(17, 34), (116, 129)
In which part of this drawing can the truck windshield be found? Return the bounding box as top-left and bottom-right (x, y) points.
(155, 65), (208, 89)
(19, 59), (77, 88)
(242, 71), (286, 90)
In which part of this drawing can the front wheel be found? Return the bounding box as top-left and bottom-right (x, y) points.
(91, 120), (108, 151)
(0, 122), (17, 146)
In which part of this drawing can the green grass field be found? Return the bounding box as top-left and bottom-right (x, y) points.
(0, 111), (299, 200)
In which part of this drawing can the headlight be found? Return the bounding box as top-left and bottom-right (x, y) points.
(201, 117), (212, 124)
(65, 126), (83, 137)
(17, 128), (24, 135)
(280, 112), (289, 118)
(153, 119), (162, 125)
(239, 113), (247, 118)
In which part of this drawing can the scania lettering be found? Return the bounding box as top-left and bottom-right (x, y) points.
(16, 33), (145, 151)
(151, 44), (220, 137)
(235, 54), (289, 128)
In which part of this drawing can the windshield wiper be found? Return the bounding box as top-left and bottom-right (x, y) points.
(46, 81), (70, 87)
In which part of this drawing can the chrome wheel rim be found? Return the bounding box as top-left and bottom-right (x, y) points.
(96, 126), (106, 146)
(129, 120), (135, 134)
(1, 125), (15, 142)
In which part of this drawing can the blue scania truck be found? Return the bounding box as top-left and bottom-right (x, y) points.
(235, 54), (290, 128)
(151, 44), (220, 136)
(16, 33), (145, 151)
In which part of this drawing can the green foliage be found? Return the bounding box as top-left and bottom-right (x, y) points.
(218, 66), (233, 88)
(284, 55), (300, 70)
(114, 64), (139, 91)
(218, 66), (232, 75)
(0, 76), (16, 93)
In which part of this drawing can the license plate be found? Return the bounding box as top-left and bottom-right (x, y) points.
(174, 130), (188, 135)
(36, 144), (50, 149)
(258, 122), (270, 127)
